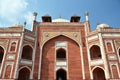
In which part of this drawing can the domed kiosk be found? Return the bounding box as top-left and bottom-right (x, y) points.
(97, 23), (110, 29)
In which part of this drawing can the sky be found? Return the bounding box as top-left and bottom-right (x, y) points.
(0, 0), (120, 30)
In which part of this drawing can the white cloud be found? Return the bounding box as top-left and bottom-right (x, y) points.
(24, 12), (34, 25)
(0, 0), (28, 22)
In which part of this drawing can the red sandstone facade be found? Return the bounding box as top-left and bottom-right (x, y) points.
(0, 12), (120, 80)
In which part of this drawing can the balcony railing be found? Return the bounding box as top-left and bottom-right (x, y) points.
(90, 59), (103, 66)
(56, 60), (67, 67)
(20, 59), (32, 65)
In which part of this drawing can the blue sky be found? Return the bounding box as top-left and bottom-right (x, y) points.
(0, 0), (120, 30)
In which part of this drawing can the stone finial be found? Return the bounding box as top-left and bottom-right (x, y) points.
(85, 12), (89, 16)
(24, 21), (26, 26)
(85, 12), (89, 21)
(33, 12), (38, 21)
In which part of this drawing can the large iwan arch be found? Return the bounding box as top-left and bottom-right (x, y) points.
(40, 35), (82, 80)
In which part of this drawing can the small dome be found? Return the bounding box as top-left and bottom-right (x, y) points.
(97, 23), (110, 29)
(11, 23), (22, 27)
(52, 18), (69, 22)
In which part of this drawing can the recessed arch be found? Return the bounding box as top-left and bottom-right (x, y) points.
(90, 45), (102, 60)
(18, 66), (31, 80)
(91, 66), (105, 72)
(42, 34), (80, 48)
(118, 47), (120, 58)
(21, 45), (33, 60)
(10, 42), (16, 51)
(92, 67), (106, 80)
(56, 69), (67, 80)
(0, 46), (4, 65)
(106, 42), (113, 52)
(41, 35), (80, 79)
(18, 66), (31, 72)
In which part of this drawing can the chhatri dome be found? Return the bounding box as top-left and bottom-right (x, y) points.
(52, 18), (69, 22)
(97, 23), (110, 29)
(11, 23), (23, 27)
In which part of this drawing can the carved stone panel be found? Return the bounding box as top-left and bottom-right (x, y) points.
(41, 30), (81, 46)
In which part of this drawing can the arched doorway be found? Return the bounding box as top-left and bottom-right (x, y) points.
(90, 45), (102, 60)
(18, 67), (30, 80)
(21, 45), (33, 60)
(93, 67), (105, 80)
(56, 69), (67, 80)
(0, 46), (4, 65)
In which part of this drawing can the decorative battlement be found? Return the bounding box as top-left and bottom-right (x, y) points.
(39, 22), (85, 26)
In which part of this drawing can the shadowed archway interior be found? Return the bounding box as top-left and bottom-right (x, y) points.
(93, 67), (105, 80)
(0, 46), (4, 64)
(18, 67), (30, 80)
(56, 69), (67, 80)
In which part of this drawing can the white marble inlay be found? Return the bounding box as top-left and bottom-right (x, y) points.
(7, 54), (15, 60)
(0, 33), (21, 37)
(88, 35), (98, 41)
(25, 35), (35, 41)
(90, 59), (104, 66)
(108, 54), (117, 60)
(102, 33), (120, 37)
(56, 41), (67, 47)
(20, 59), (32, 65)
(56, 61), (67, 67)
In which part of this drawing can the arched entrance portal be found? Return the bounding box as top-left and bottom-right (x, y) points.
(56, 69), (67, 80)
(18, 67), (30, 80)
(93, 67), (105, 80)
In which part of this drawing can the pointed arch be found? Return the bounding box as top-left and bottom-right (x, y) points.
(90, 45), (102, 60)
(18, 66), (31, 80)
(92, 67), (105, 80)
(56, 69), (67, 80)
(18, 66), (31, 72)
(42, 34), (80, 48)
(21, 45), (33, 60)
(40, 35), (80, 79)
